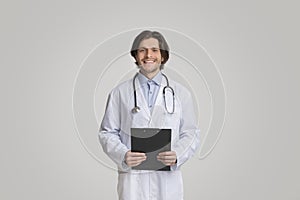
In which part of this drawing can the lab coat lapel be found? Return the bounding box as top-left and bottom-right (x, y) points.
(152, 76), (167, 113)
(134, 73), (167, 125)
(148, 77), (167, 127)
(135, 78), (151, 119)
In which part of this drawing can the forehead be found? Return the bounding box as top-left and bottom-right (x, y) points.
(138, 38), (160, 48)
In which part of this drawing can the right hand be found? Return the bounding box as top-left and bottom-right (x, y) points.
(125, 150), (147, 167)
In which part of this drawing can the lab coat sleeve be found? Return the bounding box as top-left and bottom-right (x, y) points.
(98, 90), (130, 171)
(172, 91), (200, 170)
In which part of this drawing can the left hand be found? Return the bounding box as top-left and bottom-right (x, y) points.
(157, 151), (177, 166)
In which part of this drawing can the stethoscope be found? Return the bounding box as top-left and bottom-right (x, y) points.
(131, 72), (175, 114)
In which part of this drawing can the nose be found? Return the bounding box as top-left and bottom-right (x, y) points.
(146, 49), (153, 58)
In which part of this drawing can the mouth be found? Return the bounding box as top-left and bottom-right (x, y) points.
(143, 60), (156, 64)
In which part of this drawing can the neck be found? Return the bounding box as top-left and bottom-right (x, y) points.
(139, 70), (160, 80)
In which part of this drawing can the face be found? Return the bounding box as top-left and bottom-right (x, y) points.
(135, 38), (163, 78)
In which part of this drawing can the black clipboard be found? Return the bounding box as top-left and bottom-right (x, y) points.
(131, 128), (171, 171)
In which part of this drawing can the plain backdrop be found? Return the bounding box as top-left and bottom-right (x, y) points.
(1, 0), (299, 199)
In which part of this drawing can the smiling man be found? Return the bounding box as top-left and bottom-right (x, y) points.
(99, 30), (200, 200)
(134, 37), (163, 79)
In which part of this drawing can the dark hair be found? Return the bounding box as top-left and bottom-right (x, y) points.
(130, 30), (170, 69)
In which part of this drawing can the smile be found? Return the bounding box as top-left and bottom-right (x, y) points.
(143, 60), (155, 63)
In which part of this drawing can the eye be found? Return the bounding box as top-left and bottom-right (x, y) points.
(152, 48), (159, 52)
(138, 48), (145, 53)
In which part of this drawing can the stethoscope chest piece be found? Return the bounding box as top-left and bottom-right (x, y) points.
(131, 106), (141, 114)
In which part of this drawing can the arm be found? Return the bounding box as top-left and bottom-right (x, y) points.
(172, 91), (200, 170)
(98, 90), (130, 171)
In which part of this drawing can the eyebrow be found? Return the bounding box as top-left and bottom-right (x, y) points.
(138, 47), (160, 49)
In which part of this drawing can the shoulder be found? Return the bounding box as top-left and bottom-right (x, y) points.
(109, 78), (133, 96)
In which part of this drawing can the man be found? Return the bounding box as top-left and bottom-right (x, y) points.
(99, 30), (200, 200)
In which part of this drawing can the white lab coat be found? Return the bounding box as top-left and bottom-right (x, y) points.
(99, 74), (200, 200)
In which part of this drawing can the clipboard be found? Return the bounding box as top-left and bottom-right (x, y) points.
(131, 128), (171, 171)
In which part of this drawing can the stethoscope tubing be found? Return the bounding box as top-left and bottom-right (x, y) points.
(132, 72), (175, 114)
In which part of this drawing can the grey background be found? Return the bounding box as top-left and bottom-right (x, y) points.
(1, 0), (299, 199)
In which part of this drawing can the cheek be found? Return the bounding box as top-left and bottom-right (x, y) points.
(135, 56), (141, 63)
(136, 54), (144, 61)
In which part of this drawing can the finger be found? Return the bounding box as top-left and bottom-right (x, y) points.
(127, 156), (146, 161)
(157, 158), (176, 165)
(128, 152), (147, 157)
(126, 152), (146, 159)
(158, 160), (176, 166)
(127, 156), (146, 162)
(126, 156), (146, 166)
(127, 161), (142, 167)
(157, 155), (176, 160)
(157, 156), (176, 162)
(126, 158), (147, 167)
(158, 151), (176, 156)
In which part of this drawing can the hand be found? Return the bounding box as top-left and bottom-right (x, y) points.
(157, 151), (177, 166)
(125, 151), (147, 167)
